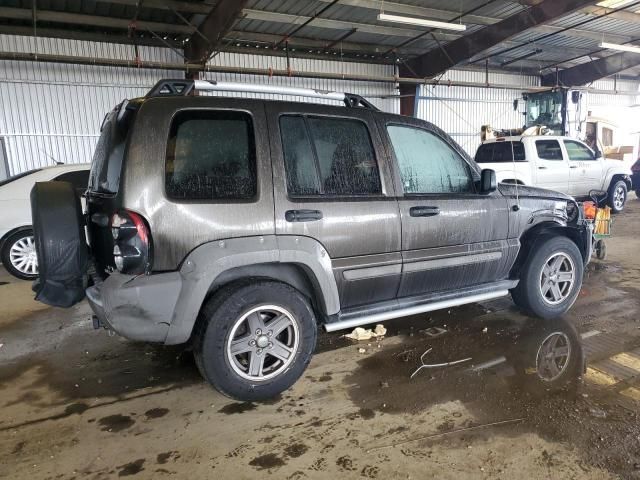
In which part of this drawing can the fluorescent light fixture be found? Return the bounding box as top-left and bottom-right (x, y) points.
(377, 13), (467, 32)
(596, 0), (636, 8)
(599, 41), (640, 54)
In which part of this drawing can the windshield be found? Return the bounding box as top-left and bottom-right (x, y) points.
(0, 168), (43, 188)
(525, 91), (563, 134)
(88, 100), (136, 194)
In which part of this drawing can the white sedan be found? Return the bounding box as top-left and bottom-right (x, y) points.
(0, 164), (90, 280)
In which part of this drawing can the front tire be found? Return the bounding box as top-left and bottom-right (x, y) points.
(511, 236), (583, 319)
(510, 320), (584, 396)
(193, 280), (317, 401)
(1, 229), (38, 280)
(608, 180), (627, 213)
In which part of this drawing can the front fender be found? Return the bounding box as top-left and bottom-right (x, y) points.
(603, 166), (632, 189)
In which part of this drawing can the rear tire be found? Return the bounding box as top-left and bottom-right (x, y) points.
(193, 280), (317, 401)
(511, 236), (583, 319)
(608, 180), (627, 213)
(1, 229), (38, 280)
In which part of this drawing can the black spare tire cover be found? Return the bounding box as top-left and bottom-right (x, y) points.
(30, 181), (88, 307)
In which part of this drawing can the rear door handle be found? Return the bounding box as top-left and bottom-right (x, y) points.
(410, 206), (440, 217)
(570, 165), (578, 169)
(538, 166), (547, 170)
(285, 209), (323, 222)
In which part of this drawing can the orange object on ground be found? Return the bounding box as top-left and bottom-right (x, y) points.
(583, 201), (597, 220)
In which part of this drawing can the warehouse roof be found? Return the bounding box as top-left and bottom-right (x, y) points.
(1, 0), (640, 83)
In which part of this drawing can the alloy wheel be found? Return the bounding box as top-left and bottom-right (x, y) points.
(535, 332), (571, 382)
(613, 185), (625, 210)
(9, 235), (38, 276)
(540, 252), (575, 305)
(226, 305), (300, 381)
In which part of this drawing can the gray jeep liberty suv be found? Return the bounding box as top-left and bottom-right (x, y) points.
(30, 79), (593, 401)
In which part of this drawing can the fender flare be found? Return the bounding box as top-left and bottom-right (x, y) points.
(603, 168), (632, 190)
(164, 235), (340, 345)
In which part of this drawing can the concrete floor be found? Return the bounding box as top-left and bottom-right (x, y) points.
(2, 195), (640, 480)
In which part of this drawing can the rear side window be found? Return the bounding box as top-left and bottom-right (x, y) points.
(280, 115), (381, 197)
(165, 110), (257, 200)
(475, 142), (525, 163)
(536, 140), (563, 160)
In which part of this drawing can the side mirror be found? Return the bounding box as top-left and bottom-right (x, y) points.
(594, 148), (602, 159)
(481, 169), (497, 193)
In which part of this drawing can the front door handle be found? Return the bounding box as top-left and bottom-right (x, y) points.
(570, 165), (578, 169)
(410, 206), (440, 217)
(285, 209), (323, 222)
(538, 166), (547, 170)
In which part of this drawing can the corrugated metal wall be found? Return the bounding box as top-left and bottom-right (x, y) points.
(1, 32), (637, 175)
(0, 35), (399, 175)
(0, 35), (183, 175)
(416, 70), (540, 156)
(203, 52), (399, 113)
(416, 70), (640, 157)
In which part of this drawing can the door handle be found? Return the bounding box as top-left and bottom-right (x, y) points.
(410, 206), (440, 217)
(570, 165), (578, 169)
(285, 209), (323, 222)
(538, 166), (547, 170)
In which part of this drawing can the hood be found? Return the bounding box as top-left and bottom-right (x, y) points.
(498, 183), (573, 202)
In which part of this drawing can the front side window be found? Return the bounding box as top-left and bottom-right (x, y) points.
(165, 110), (256, 200)
(387, 125), (473, 194)
(564, 140), (595, 161)
(535, 140), (564, 161)
(280, 115), (381, 196)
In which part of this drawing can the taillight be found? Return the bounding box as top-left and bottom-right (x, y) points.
(111, 210), (152, 275)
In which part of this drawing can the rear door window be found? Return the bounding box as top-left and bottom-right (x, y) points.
(280, 115), (381, 197)
(165, 110), (257, 200)
(536, 140), (564, 160)
(475, 142), (525, 163)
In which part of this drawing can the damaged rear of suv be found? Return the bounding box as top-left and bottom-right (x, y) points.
(31, 79), (593, 401)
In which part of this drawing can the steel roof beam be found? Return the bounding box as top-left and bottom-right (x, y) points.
(0, 6), (194, 34)
(96, 0), (212, 15)
(400, 0), (599, 79)
(0, 24), (183, 48)
(541, 51), (640, 86)
(185, 0), (248, 63)
(241, 8), (629, 53)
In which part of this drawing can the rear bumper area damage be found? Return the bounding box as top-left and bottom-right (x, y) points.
(86, 271), (182, 342)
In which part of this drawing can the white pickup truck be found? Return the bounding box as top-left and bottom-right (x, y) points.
(475, 135), (633, 212)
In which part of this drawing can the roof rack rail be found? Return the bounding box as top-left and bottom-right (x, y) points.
(146, 79), (379, 110)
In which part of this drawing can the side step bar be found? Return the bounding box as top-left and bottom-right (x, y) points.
(324, 290), (509, 333)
